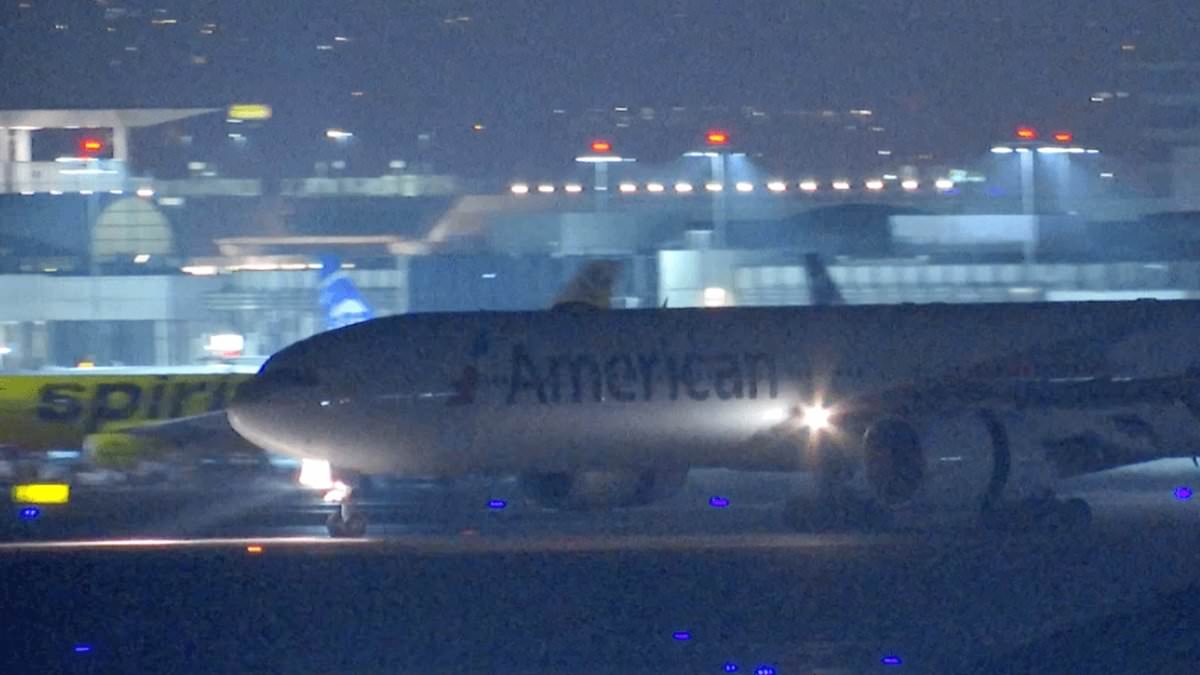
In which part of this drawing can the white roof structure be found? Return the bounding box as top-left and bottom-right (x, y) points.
(0, 108), (220, 129)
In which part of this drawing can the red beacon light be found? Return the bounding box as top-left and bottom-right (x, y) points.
(590, 140), (612, 153)
(1052, 131), (1074, 143)
(1015, 127), (1038, 140)
(705, 130), (730, 146)
(80, 138), (104, 154)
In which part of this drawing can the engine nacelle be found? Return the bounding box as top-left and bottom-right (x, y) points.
(860, 410), (1011, 510)
(83, 432), (170, 469)
(519, 468), (688, 511)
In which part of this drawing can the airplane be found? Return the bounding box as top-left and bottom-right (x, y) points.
(225, 255), (1200, 537)
(0, 257), (376, 474)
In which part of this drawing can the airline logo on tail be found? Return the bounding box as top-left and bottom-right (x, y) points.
(318, 256), (375, 331)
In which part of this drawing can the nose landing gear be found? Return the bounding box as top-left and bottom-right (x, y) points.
(324, 483), (368, 538)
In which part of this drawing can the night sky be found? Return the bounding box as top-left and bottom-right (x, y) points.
(1, 0), (1196, 173)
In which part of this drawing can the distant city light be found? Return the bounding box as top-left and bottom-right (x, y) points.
(472, 123), (485, 131)
(646, 182), (666, 193)
(135, 187), (155, 198)
(1100, 172), (1115, 179)
(1086, 148), (1101, 154)
(564, 184), (583, 193)
(536, 184), (555, 193)
(246, 545), (264, 554)
(674, 182), (694, 193)
(705, 182), (723, 192)
(865, 179), (885, 191)
(133, 254), (151, 264)
(935, 178), (955, 190)
(325, 128), (353, 140)
(832, 180), (851, 191)
(510, 183), (529, 195)
(767, 181), (787, 192)
(901, 179), (920, 191)
(618, 182), (638, 193)
(109, 189), (123, 195)
(799, 180), (819, 192)
(877, 149), (893, 156)
(991, 146), (1015, 154)
(735, 181), (754, 193)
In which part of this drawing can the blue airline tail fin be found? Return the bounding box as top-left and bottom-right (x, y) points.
(318, 256), (375, 330)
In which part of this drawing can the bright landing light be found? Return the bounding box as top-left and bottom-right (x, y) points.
(800, 405), (834, 432)
(298, 458), (333, 489)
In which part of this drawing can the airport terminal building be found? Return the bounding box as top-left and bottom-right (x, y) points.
(3, 108), (1200, 369)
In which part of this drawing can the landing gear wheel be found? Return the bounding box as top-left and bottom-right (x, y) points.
(979, 496), (1092, 533)
(1045, 497), (1092, 533)
(783, 495), (893, 533)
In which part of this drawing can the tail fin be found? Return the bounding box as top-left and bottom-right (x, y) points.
(318, 256), (375, 330)
(804, 253), (844, 306)
(551, 260), (622, 310)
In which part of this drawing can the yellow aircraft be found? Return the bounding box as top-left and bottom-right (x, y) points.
(0, 369), (255, 468)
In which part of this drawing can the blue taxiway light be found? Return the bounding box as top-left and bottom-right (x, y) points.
(754, 666), (776, 675)
(73, 644), (92, 653)
(487, 499), (507, 509)
(709, 496), (730, 508)
(723, 663), (739, 672)
(672, 631), (691, 641)
(882, 655), (903, 665)
(18, 506), (40, 520)
(1175, 486), (1192, 501)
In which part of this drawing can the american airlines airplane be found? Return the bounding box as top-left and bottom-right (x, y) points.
(226, 259), (1200, 537)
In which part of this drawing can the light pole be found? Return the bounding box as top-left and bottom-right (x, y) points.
(575, 140), (632, 213)
(684, 130), (732, 248)
(991, 128), (1101, 268)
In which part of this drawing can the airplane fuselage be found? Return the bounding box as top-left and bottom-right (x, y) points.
(228, 301), (1200, 478)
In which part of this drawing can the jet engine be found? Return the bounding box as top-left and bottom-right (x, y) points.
(859, 410), (1011, 511)
(519, 468), (689, 510)
(83, 432), (170, 470)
